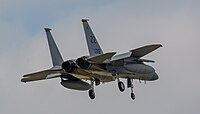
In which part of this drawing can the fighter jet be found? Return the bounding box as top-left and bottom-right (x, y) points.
(21, 19), (162, 100)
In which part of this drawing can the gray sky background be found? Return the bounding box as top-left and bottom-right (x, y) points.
(0, 0), (200, 114)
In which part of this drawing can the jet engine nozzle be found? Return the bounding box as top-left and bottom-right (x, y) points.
(76, 57), (91, 69)
(61, 60), (77, 73)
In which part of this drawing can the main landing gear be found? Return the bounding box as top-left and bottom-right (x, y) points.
(114, 72), (125, 92)
(87, 75), (136, 100)
(88, 78), (101, 99)
(88, 80), (96, 100)
(127, 78), (135, 100)
(88, 89), (95, 99)
(118, 78), (125, 92)
(117, 77), (135, 100)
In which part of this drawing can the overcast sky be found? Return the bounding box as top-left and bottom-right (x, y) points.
(0, 0), (200, 114)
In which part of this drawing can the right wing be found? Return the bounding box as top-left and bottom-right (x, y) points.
(21, 69), (64, 83)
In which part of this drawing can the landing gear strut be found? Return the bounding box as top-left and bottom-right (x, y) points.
(88, 80), (95, 99)
(127, 78), (135, 100)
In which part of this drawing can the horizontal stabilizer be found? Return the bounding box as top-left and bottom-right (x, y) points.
(88, 52), (116, 63)
(130, 44), (162, 58)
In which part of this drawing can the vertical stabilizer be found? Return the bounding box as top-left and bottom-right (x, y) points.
(45, 28), (63, 66)
(82, 19), (103, 56)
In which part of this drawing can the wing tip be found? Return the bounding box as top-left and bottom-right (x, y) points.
(151, 44), (162, 47)
(157, 44), (163, 47)
(21, 78), (27, 83)
(148, 44), (163, 48)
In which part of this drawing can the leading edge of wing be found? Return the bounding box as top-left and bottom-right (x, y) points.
(130, 44), (162, 58)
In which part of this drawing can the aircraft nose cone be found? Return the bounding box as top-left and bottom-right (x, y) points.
(151, 72), (159, 80)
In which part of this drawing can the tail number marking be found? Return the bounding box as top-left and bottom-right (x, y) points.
(90, 36), (97, 44)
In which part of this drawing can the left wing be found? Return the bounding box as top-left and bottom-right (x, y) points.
(110, 44), (162, 65)
(130, 44), (162, 58)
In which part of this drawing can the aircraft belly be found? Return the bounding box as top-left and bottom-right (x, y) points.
(71, 70), (115, 83)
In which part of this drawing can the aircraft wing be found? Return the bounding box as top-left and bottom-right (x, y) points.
(130, 44), (162, 58)
(21, 68), (64, 83)
(110, 44), (162, 65)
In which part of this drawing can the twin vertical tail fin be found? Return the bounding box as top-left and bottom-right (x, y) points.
(45, 28), (63, 67)
(45, 19), (101, 66)
(82, 19), (103, 56)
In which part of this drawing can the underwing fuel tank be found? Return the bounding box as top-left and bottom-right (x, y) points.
(124, 64), (155, 74)
(60, 80), (92, 91)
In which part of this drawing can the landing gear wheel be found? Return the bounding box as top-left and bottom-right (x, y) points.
(118, 81), (125, 92)
(131, 93), (135, 100)
(89, 89), (95, 99)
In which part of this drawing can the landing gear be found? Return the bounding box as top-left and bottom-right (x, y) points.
(88, 80), (95, 100)
(114, 72), (125, 92)
(88, 89), (95, 99)
(131, 93), (135, 100)
(118, 81), (125, 92)
(127, 78), (135, 100)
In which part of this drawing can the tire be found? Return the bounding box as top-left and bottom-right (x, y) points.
(131, 93), (135, 100)
(89, 89), (95, 99)
(118, 81), (125, 92)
